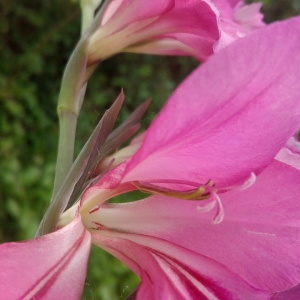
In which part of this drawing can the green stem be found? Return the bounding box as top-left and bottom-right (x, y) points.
(81, 0), (98, 36)
(52, 39), (88, 196)
(56, 110), (78, 182)
(52, 1), (100, 196)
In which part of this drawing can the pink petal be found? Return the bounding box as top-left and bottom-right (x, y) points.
(285, 137), (300, 155)
(127, 0), (220, 60)
(100, 0), (173, 27)
(273, 284), (300, 300)
(90, 0), (219, 61)
(234, 2), (264, 30)
(89, 158), (300, 294)
(276, 137), (300, 170)
(123, 17), (300, 188)
(93, 232), (268, 299)
(225, 0), (241, 7)
(101, 0), (218, 39)
(276, 149), (300, 171)
(213, 1), (264, 51)
(0, 217), (91, 299)
(125, 33), (215, 59)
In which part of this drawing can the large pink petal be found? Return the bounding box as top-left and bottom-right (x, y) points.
(88, 159), (300, 294)
(123, 17), (300, 188)
(93, 232), (269, 299)
(0, 217), (91, 299)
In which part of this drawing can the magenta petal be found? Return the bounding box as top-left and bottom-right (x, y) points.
(275, 137), (300, 170)
(92, 0), (219, 61)
(124, 17), (300, 187)
(224, 0), (240, 7)
(234, 2), (264, 30)
(93, 232), (268, 299)
(276, 148), (300, 170)
(101, 0), (173, 27)
(90, 158), (300, 294)
(273, 284), (300, 300)
(0, 217), (91, 299)
(285, 137), (300, 155)
(102, 0), (218, 38)
(99, 0), (263, 61)
(214, 1), (264, 51)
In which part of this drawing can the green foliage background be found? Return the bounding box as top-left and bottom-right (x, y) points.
(0, 0), (299, 298)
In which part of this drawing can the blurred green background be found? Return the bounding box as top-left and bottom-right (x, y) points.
(0, 0), (299, 298)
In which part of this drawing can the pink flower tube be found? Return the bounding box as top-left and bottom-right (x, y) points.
(2, 16), (300, 299)
(87, 0), (264, 63)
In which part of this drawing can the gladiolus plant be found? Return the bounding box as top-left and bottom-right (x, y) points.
(1, 1), (300, 299)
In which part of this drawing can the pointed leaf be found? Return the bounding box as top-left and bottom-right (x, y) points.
(37, 92), (124, 236)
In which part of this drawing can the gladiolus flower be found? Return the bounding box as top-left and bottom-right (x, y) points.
(2, 16), (300, 299)
(87, 0), (264, 63)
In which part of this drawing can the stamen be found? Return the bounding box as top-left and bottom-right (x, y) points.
(237, 172), (256, 190)
(197, 192), (224, 224)
(114, 178), (226, 224)
(212, 192), (225, 224)
(197, 200), (216, 213)
(223, 172), (256, 192)
(132, 180), (215, 201)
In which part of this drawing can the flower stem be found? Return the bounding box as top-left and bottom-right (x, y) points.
(52, 1), (100, 196)
(52, 39), (88, 196)
(81, 0), (101, 36)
